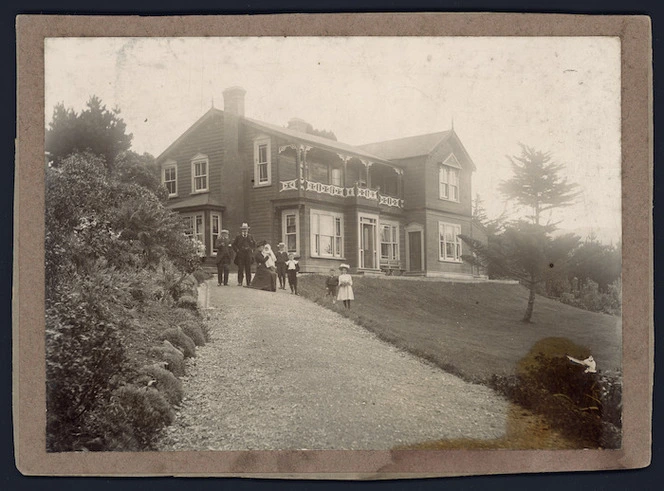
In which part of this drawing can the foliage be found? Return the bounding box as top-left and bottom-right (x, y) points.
(181, 322), (206, 346)
(568, 235), (621, 293)
(499, 144), (580, 225)
(148, 342), (185, 377)
(45, 98), (204, 451)
(105, 385), (175, 449)
(177, 295), (199, 311)
(560, 279), (622, 316)
(490, 353), (622, 448)
(45, 265), (131, 451)
(461, 221), (579, 322)
(192, 268), (211, 284)
(286, 119), (337, 140)
(160, 328), (196, 358)
(46, 96), (133, 169)
(139, 365), (184, 406)
(462, 145), (580, 322)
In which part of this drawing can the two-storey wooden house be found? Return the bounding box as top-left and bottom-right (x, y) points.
(157, 86), (484, 278)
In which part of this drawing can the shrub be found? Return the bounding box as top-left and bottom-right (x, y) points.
(171, 275), (198, 301)
(148, 341), (185, 376)
(181, 322), (206, 346)
(45, 269), (130, 452)
(192, 268), (210, 284)
(105, 385), (174, 449)
(177, 295), (199, 311)
(489, 352), (622, 449)
(160, 328), (196, 358)
(139, 365), (184, 406)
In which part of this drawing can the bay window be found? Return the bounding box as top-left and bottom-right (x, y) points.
(311, 209), (343, 258)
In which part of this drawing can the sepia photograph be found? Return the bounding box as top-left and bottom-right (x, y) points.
(14, 13), (652, 477)
(42, 35), (624, 454)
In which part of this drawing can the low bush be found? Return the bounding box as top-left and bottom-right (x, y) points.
(177, 295), (199, 311)
(489, 353), (622, 449)
(160, 328), (196, 358)
(558, 279), (621, 316)
(139, 365), (184, 406)
(106, 385), (174, 449)
(148, 341), (185, 377)
(192, 268), (211, 284)
(170, 274), (198, 301)
(182, 322), (206, 346)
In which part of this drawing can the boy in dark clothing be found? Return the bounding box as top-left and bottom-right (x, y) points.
(214, 229), (233, 286)
(286, 253), (300, 295)
(325, 268), (339, 303)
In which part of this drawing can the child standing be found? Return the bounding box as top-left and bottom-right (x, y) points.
(286, 253), (300, 295)
(336, 264), (354, 309)
(275, 242), (289, 290)
(325, 268), (339, 303)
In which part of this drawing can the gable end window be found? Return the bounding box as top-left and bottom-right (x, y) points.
(191, 154), (209, 193)
(162, 161), (177, 197)
(254, 138), (272, 187)
(439, 154), (461, 202)
(438, 222), (462, 262)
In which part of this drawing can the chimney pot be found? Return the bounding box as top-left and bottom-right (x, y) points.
(288, 117), (310, 133)
(222, 86), (246, 117)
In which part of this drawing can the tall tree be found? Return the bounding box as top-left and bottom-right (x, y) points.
(46, 96), (133, 170)
(461, 145), (580, 322)
(499, 144), (579, 225)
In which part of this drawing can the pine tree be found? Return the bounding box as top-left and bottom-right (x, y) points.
(46, 96), (133, 170)
(461, 145), (580, 322)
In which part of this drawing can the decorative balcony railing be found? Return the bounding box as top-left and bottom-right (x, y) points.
(279, 178), (404, 208)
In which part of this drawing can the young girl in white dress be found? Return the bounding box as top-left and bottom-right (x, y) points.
(336, 264), (354, 309)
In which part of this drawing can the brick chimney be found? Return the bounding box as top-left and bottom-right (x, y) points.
(287, 117), (310, 133)
(223, 86), (246, 117)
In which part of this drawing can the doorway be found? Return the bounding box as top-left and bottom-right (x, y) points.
(407, 230), (423, 272)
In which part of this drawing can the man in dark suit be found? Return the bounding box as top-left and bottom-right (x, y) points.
(214, 229), (233, 286)
(232, 222), (256, 286)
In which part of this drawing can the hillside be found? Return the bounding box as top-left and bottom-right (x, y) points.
(298, 276), (622, 382)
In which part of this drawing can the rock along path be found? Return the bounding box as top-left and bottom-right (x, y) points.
(157, 281), (509, 450)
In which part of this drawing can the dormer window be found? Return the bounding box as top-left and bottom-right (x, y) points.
(191, 153), (208, 193)
(162, 160), (177, 197)
(254, 138), (271, 187)
(439, 154), (461, 202)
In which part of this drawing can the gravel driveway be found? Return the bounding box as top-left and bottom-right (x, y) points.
(157, 281), (509, 450)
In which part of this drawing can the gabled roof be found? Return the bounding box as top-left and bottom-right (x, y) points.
(157, 107), (395, 167)
(356, 131), (452, 161)
(243, 117), (394, 166)
(156, 108), (223, 163)
(357, 130), (476, 171)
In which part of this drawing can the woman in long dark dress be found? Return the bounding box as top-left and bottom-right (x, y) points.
(249, 243), (277, 292)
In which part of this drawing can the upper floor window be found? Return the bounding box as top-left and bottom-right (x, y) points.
(162, 161), (177, 197)
(254, 138), (271, 186)
(191, 154), (208, 193)
(331, 168), (342, 187)
(439, 222), (462, 262)
(439, 154), (461, 202)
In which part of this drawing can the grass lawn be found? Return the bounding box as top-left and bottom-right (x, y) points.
(298, 275), (621, 383)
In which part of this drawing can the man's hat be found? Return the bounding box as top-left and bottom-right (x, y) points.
(339, 263), (351, 271)
(221, 229), (229, 234)
(240, 223), (250, 230)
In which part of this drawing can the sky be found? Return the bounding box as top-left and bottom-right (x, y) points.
(45, 36), (622, 243)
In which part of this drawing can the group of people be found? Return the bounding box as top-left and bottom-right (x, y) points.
(213, 223), (300, 294)
(214, 222), (354, 306)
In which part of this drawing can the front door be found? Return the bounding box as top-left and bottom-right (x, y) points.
(408, 231), (422, 272)
(359, 215), (378, 269)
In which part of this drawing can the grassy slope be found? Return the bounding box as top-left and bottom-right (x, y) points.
(298, 276), (621, 382)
